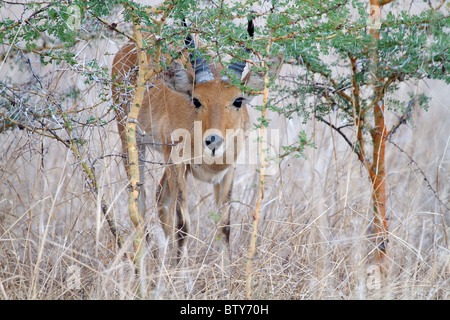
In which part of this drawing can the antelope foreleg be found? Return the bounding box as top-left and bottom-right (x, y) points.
(158, 165), (190, 265)
(214, 167), (235, 279)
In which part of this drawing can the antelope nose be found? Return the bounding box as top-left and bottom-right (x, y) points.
(204, 134), (223, 151)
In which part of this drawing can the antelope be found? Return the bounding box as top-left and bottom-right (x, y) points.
(111, 20), (282, 269)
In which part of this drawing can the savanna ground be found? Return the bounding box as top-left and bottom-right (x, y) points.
(0, 1), (449, 300)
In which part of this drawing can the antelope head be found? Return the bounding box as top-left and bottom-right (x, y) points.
(159, 22), (282, 168)
(159, 42), (249, 168)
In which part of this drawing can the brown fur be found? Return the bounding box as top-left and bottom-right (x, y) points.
(111, 38), (250, 263)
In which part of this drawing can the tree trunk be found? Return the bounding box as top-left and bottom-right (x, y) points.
(368, 0), (391, 262)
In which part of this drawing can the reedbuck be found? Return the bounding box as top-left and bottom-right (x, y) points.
(111, 20), (282, 267)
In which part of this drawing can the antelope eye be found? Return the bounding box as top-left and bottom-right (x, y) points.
(192, 98), (202, 109)
(233, 98), (244, 109)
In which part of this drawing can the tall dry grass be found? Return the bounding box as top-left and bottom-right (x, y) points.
(1, 78), (448, 299)
(0, 1), (448, 300)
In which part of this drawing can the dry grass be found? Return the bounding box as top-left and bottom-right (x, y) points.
(0, 78), (448, 299)
(0, 1), (448, 300)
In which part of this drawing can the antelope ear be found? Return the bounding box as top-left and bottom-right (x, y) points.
(242, 54), (284, 98)
(161, 61), (194, 97)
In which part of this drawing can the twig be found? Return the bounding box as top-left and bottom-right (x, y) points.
(387, 137), (449, 213)
(93, 153), (173, 166)
(94, 16), (136, 42)
(0, 2), (52, 33)
(316, 116), (355, 151)
(387, 138), (449, 246)
(387, 98), (415, 138)
(246, 17), (273, 300)
(428, 0), (447, 10)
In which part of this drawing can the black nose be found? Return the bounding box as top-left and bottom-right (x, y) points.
(204, 134), (223, 151)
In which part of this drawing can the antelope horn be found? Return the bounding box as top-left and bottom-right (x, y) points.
(185, 32), (214, 84)
(227, 60), (246, 78)
(226, 17), (254, 80)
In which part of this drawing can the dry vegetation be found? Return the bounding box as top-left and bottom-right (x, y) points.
(0, 1), (448, 300)
(0, 81), (448, 299)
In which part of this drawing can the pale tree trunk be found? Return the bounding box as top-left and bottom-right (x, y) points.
(122, 4), (172, 296)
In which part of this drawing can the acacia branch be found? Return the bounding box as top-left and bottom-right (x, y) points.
(387, 138), (450, 215)
(0, 2), (52, 33)
(123, 9), (149, 277)
(121, 2), (173, 291)
(95, 16), (136, 42)
(386, 98), (415, 138)
(316, 116), (355, 151)
(300, 58), (353, 104)
(0, 100), (125, 249)
(348, 52), (374, 177)
(349, 54), (362, 115)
